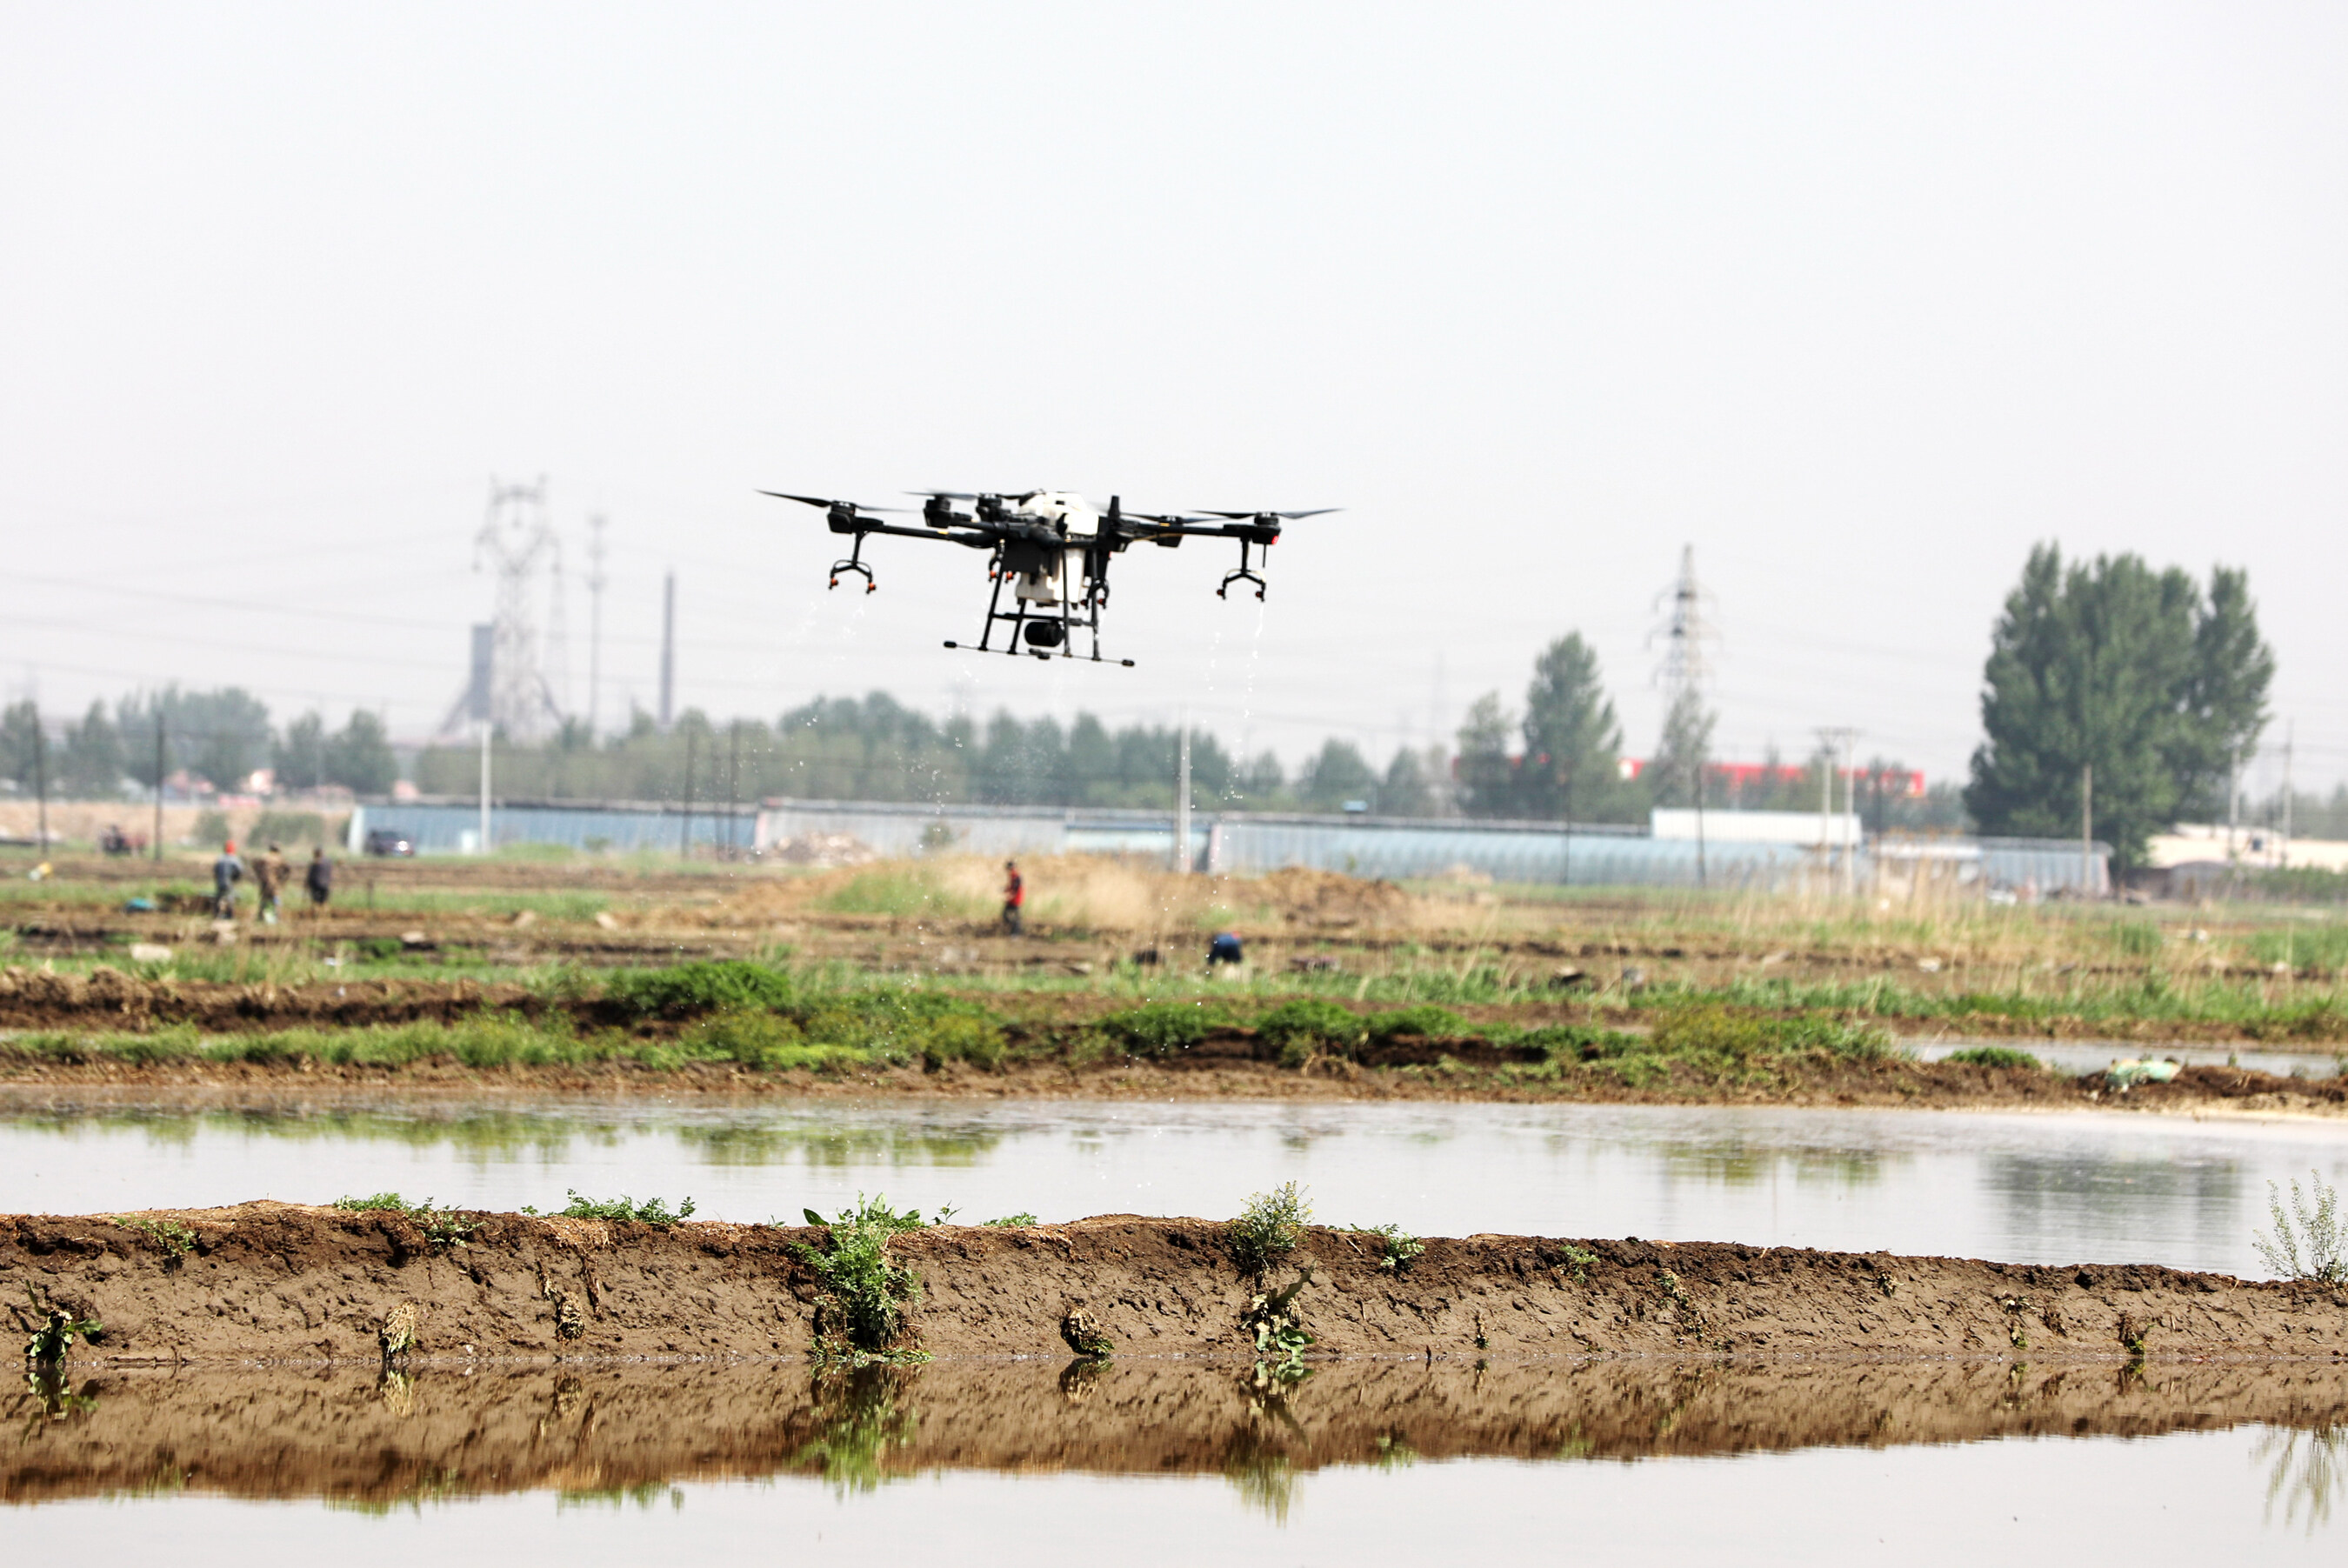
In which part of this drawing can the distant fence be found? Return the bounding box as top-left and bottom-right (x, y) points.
(347, 797), (2107, 897)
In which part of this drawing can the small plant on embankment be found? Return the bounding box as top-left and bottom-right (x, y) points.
(537, 1190), (697, 1227)
(22, 1291), (101, 1365)
(1229, 1182), (1311, 1275)
(1241, 1269), (1316, 1384)
(110, 1214), (196, 1258)
(2255, 1172), (2347, 1284)
(1345, 1223), (1423, 1273)
(983, 1213), (1038, 1227)
(333, 1191), (480, 1248)
(795, 1195), (931, 1365)
(1943, 1045), (2044, 1070)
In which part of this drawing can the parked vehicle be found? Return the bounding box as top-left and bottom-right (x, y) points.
(363, 828), (417, 857)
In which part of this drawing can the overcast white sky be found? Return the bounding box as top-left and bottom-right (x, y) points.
(3, 3), (2342, 791)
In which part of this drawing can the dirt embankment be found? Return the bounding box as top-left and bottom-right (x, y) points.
(10, 1355), (2348, 1505)
(10, 1204), (2348, 1371)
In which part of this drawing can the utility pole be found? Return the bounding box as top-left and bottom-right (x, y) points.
(30, 704), (46, 857)
(586, 515), (608, 739)
(478, 718), (491, 856)
(1173, 713), (1191, 874)
(151, 713), (165, 862)
(2081, 763), (2093, 898)
(1814, 727), (1860, 896)
(2282, 720), (2295, 867)
(680, 727), (696, 859)
(726, 720), (741, 859)
(2226, 744), (2243, 861)
(659, 570), (676, 731)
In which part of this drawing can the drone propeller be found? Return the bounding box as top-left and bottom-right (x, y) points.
(1196, 508), (1341, 521)
(760, 492), (906, 515)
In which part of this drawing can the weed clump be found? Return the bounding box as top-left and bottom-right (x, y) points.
(23, 1305), (102, 1366)
(1255, 998), (1367, 1065)
(2255, 1171), (2346, 1284)
(795, 1195), (931, 1364)
(982, 1213), (1038, 1228)
(1241, 1268), (1315, 1382)
(1944, 1045), (2043, 1071)
(333, 1192), (480, 1248)
(604, 959), (794, 1019)
(1346, 1223), (1424, 1272)
(541, 1190), (697, 1227)
(1098, 1000), (1219, 1056)
(1230, 1181), (1311, 1275)
(110, 1214), (197, 1258)
(1365, 1005), (1469, 1043)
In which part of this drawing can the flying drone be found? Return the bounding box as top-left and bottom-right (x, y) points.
(761, 489), (1337, 664)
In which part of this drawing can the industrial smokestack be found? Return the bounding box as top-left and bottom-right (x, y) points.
(659, 570), (675, 730)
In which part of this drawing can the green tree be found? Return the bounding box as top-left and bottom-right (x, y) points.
(59, 701), (124, 797)
(1519, 633), (1631, 822)
(276, 711), (327, 791)
(2171, 565), (2275, 819)
(1297, 740), (1377, 812)
(1454, 693), (1518, 817)
(1380, 747), (1437, 817)
(1965, 545), (2271, 871)
(1648, 688), (1716, 809)
(117, 686), (273, 792)
(0, 700), (43, 792)
(324, 710), (398, 793)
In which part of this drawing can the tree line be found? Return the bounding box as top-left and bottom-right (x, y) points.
(410, 696), (1450, 815)
(0, 548), (2281, 866)
(0, 689), (398, 798)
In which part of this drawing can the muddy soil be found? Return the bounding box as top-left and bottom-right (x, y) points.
(8, 1354), (2347, 1505)
(9, 1205), (2347, 1371)
(2, 1027), (2341, 1115)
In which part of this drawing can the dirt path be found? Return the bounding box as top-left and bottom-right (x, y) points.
(9, 1355), (2347, 1505)
(10, 1204), (2346, 1369)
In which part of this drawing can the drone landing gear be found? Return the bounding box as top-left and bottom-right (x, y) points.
(1215, 540), (1268, 601)
(828, 537), (877, 593)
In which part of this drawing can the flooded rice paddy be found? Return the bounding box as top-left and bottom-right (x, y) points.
(6, 1089), (2346, 1558)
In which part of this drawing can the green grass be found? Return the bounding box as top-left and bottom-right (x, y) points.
(1943, 1045), (2044, 1070)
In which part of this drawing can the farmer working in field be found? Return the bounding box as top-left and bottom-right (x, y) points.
(305, 846), (333, 910)
(255, 843), (289, 925)
(1002, 860), (1024, 936)
(211, 840), (246, 919)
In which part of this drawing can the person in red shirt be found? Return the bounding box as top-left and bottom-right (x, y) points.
(1002, 860), (1024, 935)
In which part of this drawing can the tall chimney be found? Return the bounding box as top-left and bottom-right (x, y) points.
(659, 570), (675, 730)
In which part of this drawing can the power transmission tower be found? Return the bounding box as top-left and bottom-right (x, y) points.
(585, 515), (608, 740)
(1651, 544), (1718, 695)
(1651, 544), (1720, 885)
(441, 478), (567, 742)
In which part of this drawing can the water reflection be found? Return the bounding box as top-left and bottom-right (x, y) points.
(7, 1357), (2347, 1509)
(2261, 1425), (2348, 1536)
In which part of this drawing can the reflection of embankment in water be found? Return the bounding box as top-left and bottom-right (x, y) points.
(0, 1092), (1012, 1168)
(8, 1358), (2348, 1509)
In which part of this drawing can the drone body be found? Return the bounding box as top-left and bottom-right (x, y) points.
(762, 488), (1335, 665)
